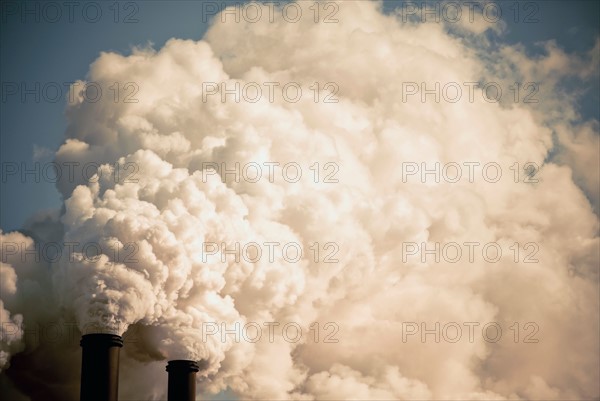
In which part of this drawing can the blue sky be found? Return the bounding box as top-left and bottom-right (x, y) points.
(1, 0), (598, 231)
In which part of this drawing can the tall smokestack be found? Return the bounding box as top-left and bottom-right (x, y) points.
(166, 360), (199, 401)
(80, 334), (123, 401)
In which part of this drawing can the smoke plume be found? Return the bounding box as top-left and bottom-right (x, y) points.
(1, 1), (598, 400)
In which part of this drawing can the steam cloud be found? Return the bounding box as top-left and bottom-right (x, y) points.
(1, 1), (598, 400)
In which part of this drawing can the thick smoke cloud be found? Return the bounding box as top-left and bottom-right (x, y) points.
(1, 1), (598, 400)
(0, 265), (24, 372)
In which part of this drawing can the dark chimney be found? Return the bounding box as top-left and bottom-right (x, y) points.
(80, 334), (123, 401)
(166, 360), (199, 401)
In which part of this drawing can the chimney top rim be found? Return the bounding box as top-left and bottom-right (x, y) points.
(80, 333), (124, 348)
(166, 359), (200, 372)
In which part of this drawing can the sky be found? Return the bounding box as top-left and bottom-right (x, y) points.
(0, 1), (599, 400)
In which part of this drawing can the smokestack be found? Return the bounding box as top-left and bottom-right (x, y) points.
(80, 334), (123, 401)
(166, 360), (200, 401)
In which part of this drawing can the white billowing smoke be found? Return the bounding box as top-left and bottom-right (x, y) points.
(1, 227), (60, 374)
(0, 262), (23, 372)
(1, 1), (599, 400)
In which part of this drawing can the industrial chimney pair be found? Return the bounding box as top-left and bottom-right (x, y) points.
(80, 333), (199, 401)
